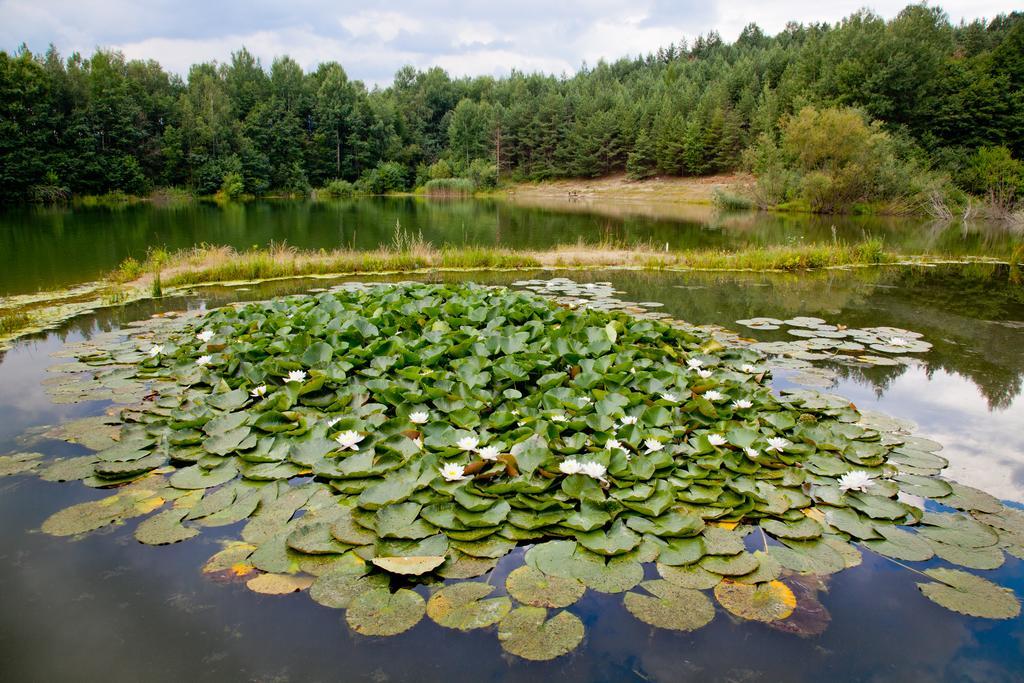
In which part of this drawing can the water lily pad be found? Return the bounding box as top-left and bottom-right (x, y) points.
(309, 567), (388, 609)
(346, 587), (426, 636)
(426, 582), (512, 630)
(505, 565), (586, 608)
(246, 573), (314, 595)
(134, 509), (198, 545)
(170, 462), (238, 490)
(862, 526), (934, 562)
(370, 556), (446, 575)
(497, 607), (584, 661)
(917, 568), (1020, 619)
(0, 452), (42, 476)
(657, 562), (722, 589)
(715, 579), (797, 622)
(624, 579), (715, 631)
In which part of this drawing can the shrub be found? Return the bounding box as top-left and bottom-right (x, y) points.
(746, 106), (941, 213)
(423, 178), (475, 197)
(356, 161), (409, 194)
(960, 146), (1023, 209)
(711, 189), (754, 211)
(427, 159), (453, 180)
(318, 179), (355, 198)
(466, 158), (498, 190)
(218, 172), (245, 200)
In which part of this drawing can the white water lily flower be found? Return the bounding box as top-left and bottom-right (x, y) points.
(413, 437), (423, 451)
(687, 358), (703, 369)
(457, 436), (480, 452)
(644, 438), (664, 454)
(697, 369), (713, 379)
(250, 384), (267, 398)
(287, 370), (307, 383)
(838, 470), (874, 493)
(511, 409), (521, 416)
(707, 433), (727, 447)
(606, 438), (627, 452)
(704, 390), (725, 402)
(409, 411), (429, 424)
(477, 445), (501, 461)
(732, 399), (753, 410)
(619, 416), (638, 427)
(440, 463), (469, 482)
(148, 345), (164, 357)
(559, 458), (583, 475)
(660, 392), (678, 403)
(334, 430), (364, 450)
(195, 355), (211, 367)
(326, 416), (342, 427)
(581, 461), (607, 480)
(766, 437), (790, 453)
(744, 447), (760, 459)
(196, 330), (214, 343)
(550, 413), (567, 423)
(888, 337), (909, 347)
(741, 364), (759, 373)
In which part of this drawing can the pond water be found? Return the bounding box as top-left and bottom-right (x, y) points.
(0, 263), (1022, 682)
(2, 196), (1022, 296)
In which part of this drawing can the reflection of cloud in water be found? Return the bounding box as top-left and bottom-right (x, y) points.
(837, 366), (1024, 503)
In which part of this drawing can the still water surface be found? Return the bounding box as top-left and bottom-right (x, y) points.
(0, 264), (1022, 682)
(2, 197), (1022, 295)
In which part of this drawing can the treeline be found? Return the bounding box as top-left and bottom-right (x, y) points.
(0, 4), (1022, 209)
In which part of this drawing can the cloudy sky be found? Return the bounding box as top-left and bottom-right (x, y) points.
(1, 1), (1017, 84)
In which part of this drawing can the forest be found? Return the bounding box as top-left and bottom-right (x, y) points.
(0, 4), (1022, 212)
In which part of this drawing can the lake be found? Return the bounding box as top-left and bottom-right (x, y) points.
(1, 196), (1022, 296)
(0, 200), (1022, 682)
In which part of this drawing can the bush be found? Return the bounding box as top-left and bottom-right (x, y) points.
(423, 178), (475, 197)
(427, 159), (453, 180)
(711, 189), (754, 211)
(746, 106), (940, 213)
(960, 146), (1023, 209)
(466, 158), (498, 190)
(218, 172), (245, 200)
(356, 161), (409, 194)
(318, 179), (355, 198)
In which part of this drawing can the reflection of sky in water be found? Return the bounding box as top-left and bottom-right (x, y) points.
(1, 267), (1022, 681)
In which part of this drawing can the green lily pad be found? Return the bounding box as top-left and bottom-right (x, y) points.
(497, 607), (584, 661)
(346, 587), (426, 636)
(505, 565), (586, 608)
(426, 582), (512, 630)
(309, 567), (388, 609)
(134, 509), (198, 545)
(624, 579), (715, 631)
(714, 579), (797, 622)
(917, 568), (1020, 619)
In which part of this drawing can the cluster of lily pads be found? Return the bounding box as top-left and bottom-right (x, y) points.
(737, 316), (933, 368)
(3, 281), (1022, 661)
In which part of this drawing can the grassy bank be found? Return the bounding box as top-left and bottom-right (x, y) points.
(120, 238), (919, 289)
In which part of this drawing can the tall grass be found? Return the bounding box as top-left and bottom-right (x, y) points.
(423, 178), (475, 197)
(110, 237), (919, 289)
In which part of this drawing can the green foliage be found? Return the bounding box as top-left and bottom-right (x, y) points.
(427, 159), (453, 180)
(318, 178), (355, 199)
(423, 178), (474, 196)
(466, 158), (497, 189)
(712, 190), (754, 211)
(960, 146), (1024, 209)
(356, 161), (408, 194)
(747, 106), (942, 213)
(218, 171), (246, 200)
(1, 8), (1023, 202)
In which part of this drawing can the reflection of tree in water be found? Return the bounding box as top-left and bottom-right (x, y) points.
(592, 265), (1024, 411)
